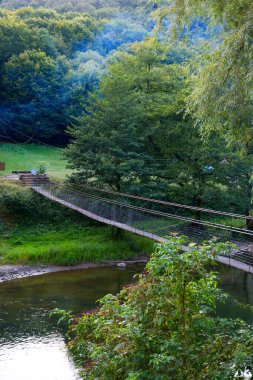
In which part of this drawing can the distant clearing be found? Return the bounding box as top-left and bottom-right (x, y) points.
(0, 143), (71, 179)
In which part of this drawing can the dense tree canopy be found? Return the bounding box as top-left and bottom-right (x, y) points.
(66, 39), (252, 213)
(66, 39), (183, 196)
(0, 7), (152, 143)
(0, 0), (151, 18)
(0, 7), (101, 142)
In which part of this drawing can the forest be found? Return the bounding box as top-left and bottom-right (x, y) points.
(0, 2), (157, 143)
(0, 1), (252, 215)
(0, 0), (151, 15)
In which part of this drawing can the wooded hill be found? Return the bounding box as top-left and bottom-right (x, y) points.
(0, 6), (151, 143)
(0, 0), (152, 16)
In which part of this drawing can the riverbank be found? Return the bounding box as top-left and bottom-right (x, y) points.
(0, 259), (148, 283)
(0, 223), (153, 265)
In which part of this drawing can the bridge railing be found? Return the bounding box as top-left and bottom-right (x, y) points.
(30, 178), (253, 270)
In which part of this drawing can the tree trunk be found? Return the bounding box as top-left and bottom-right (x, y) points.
(190, 194), (204, 230)
(245, 173), (253, 230)
(110, 227), (123, 240)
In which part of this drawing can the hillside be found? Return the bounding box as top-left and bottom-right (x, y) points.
(0, 0), (151, 16)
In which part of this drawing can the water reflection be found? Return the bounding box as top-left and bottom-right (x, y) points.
(0, 334), (79, 380)
(0, 265), (143, 380)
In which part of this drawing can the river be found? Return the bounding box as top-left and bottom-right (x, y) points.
(0, 264), (252, 379)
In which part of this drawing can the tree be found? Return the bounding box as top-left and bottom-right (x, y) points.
(2, 50), (70, 139)
(66, 38), (252, 216)
(0, 7), (100, 143)
(65, 39), (186, 196)
(163, 126), (252, 215)
(91, 17), (148, 56)
(67, 238), (253, 379)
(159, 0), (253, 146)
(156, 1), (253, 223)
(0, 0), (151, 17)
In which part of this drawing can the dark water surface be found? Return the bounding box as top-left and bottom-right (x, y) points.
(0, 264), (253, 380)
(0, 265), (143, 380)
(217, 264), (253, 323)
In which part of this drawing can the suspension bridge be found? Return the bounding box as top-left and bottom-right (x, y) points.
(22, 174), (253, 274)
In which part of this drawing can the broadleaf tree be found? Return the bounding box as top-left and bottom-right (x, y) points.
(65, 39), (187, 197)
(66, 38), (252, 217)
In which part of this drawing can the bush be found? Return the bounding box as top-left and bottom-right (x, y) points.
(0, 183), (87, 224)
(0, 186), (35, 216)
(37, 161), (47, 174)
(68, 237), (253, 379)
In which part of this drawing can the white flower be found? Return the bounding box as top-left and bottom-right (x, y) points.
(234, 370), (243, 378)
(243, 369), (252, 379)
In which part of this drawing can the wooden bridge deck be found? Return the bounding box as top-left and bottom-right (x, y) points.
(33, 186), (253, 274)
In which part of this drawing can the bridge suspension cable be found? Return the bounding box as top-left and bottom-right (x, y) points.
(23, 176), (253, 273)
(47, 180), (252, 235)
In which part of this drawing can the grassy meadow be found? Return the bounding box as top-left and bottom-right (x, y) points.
(0, 182), (153, 265)
(0, 143), (71, 179)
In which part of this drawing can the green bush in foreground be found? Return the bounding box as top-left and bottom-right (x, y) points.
(68, 237), (253, 379)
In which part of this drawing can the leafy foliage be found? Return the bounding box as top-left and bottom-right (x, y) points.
(159, 0), (253, 146)
(164, 129), (253, 213)
(68, 238), (253, 379)
(0, 6), (155, 143)
(0, 0), (151, 18)
(0, 7), (100, 142)
(65, 39), (187, 195)
(66, 39), (252, 213)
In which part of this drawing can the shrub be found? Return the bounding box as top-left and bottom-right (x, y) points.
(68, 237), (253, 379)
(37, 161), (47, 174)
(0, 183), (87, 223)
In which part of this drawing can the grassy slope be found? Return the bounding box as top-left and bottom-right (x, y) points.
(0, 143), (71, 178)
(0, 182), (153, 265)
(0, 225), (153, 265)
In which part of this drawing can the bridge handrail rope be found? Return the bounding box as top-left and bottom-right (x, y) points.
(48, 176), (251, 221)
(40, 180), (253, 238)
(47, 178), (251, 233)
(46, 180), (250, 233)
(31, 180), (253, 271)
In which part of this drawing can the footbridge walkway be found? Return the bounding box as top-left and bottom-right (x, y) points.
(30, 178), (253, 274)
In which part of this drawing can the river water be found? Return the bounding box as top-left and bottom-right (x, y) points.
(0, 264), (252, 380)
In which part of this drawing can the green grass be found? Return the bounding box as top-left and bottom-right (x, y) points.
(0, 181), (153, 265)
(0, 143), (71, 179)
(0, 224), (153, 265)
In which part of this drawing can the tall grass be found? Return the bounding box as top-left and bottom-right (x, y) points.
(0, 226), (153, 265)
